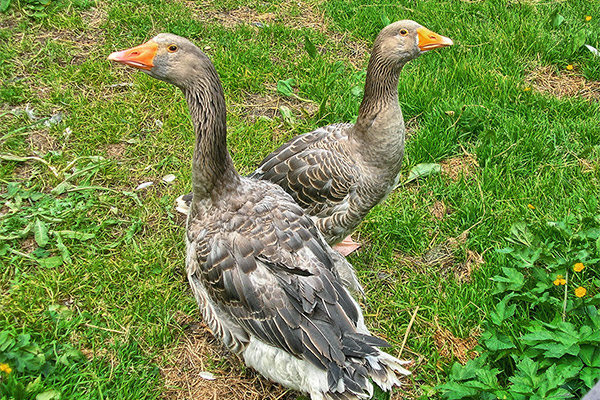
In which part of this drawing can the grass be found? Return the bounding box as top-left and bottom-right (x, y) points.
(1, 0), (599, 399)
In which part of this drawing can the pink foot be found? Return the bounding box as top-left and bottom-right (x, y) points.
(333, 236), (361, 256)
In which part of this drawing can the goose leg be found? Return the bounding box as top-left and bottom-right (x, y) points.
(333, 235), (361, 256)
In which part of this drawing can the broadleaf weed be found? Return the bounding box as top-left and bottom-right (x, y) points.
(441, 213), (600, 399)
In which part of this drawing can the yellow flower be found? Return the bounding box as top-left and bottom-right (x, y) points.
(566, 65), (574, 70)
(0, 363), (11, 374)
(553, 275), (567, 286)
(524, 87), (531, 92)
(585, 16), (592, 22)
(575, 286), (587, 297)
(527, 203), (535, 209)
(573, 262), (585, 272)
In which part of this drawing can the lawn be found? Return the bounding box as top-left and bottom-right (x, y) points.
(1, 0), (599, 399)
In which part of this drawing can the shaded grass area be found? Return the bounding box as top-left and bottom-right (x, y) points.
(1, 0), (599, 399)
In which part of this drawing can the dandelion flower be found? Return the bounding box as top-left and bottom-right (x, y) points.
(0, 363), (11, 374)
(573, 262), (585, 272)
(553, 275), (567, 286)
(566, 65), (574, 70)
(575, 286), (587, 297)
(585, 16), (592, 22)
(524, 87), (531, 92)
(527, 203), (535, 209)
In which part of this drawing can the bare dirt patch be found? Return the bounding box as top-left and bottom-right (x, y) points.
(421, 231), (468, 271)
(104, 143), (128, 160)
(430, 200), (449, 221)
(416, 231), (484, 284)
(161, 313), (293, 400)
(404, 114), (421, 139)
(453, 249), (485, 285)
(433, 323), (480, 365)
(440, 153), (479, 182)
(238, 90), (318, 121)
(525, 65), (600, 100)
(20, 236), (37, 254)
(28, 130), (59, 154)
(12, 162), (34, 181)
(184, 0), (325, 32)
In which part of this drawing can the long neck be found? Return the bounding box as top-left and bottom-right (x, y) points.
(349, 45), (406, 168)
(183, 65), (238, 202)
(352, 49), (403, 135)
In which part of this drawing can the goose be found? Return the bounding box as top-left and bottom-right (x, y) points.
(176, 20), (453, 255)
(108, 33), (410, 400)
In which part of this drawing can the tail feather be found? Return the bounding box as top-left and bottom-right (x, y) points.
(368, 350), (411, 392)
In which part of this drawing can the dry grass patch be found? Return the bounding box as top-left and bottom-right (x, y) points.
(404, 114), (421, 139)
(161, 315), (293, 400)
(181, 0), (369, 67)
(429, 200), (449, 221)
(440, 153), (479, 182)
(579, 158), (599, 174)
(233, 88), (319, 141)
(525, 65), (600, 100)
(12, 162), (35, 181)
(183, 0), (325, 32)
(189, 5), (278, 29)
(433, 322), (480, 365)
(20, 236), (37, 254)
(453, 249), (484, 285)
(161, 313), (415, 399)
(417, 231), (484, 284)
(104, 143), (128, 160)
(235, 90), (318, 122)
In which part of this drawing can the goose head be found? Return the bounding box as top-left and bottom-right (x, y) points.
(108, 33), (210, 90)
(374, 20), (453, 64)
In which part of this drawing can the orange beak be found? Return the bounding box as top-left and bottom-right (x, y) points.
(108, 40), (159, 70)
(417, 27), (453, 51)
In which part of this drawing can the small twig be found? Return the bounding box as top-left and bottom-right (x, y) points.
(84, 323), (127, 335)
(399, 306), (419, 357)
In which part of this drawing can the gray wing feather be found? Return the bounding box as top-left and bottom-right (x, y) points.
(188, 185), (380, 392)
(251, 125), (359, 213)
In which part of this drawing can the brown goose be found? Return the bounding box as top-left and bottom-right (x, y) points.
(109, 33), (409, 400)
(176, 21), (452, 255)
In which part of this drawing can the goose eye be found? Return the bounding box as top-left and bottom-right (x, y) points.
(167, 44), (178, 53)
(399, 29), (409, 36)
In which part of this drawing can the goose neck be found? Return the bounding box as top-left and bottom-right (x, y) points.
(183, 69), (238, 202)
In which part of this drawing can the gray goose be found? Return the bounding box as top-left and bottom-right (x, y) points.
(176, 21), (452, 255)
(109, 33), (409, 400)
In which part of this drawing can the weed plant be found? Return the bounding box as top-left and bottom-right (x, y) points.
(441, 213), (600, 399)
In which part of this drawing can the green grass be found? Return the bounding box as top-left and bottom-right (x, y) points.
(1, 0), (599, 399)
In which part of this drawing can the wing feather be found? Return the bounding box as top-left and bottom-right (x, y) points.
(189, 181), (384, 385)
(250, 125), (359, 211)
